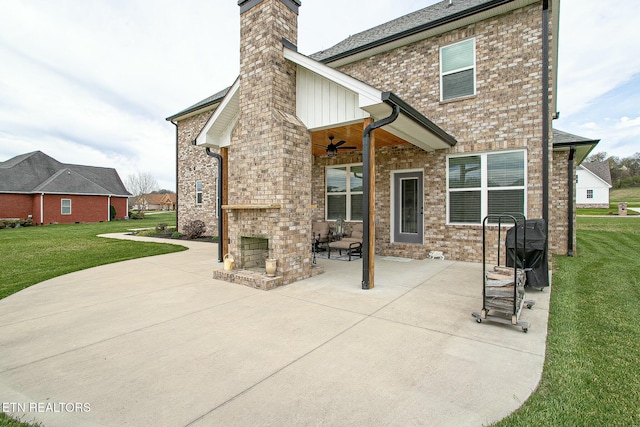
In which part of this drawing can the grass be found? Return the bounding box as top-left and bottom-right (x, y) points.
(2, 213), (640, 426)
(494, 216), (640, 426)
(577, 187), (640, 215)
(611, 187), (640, 206)
(0, 212), (185, 300)
(0, 413), (42, 427)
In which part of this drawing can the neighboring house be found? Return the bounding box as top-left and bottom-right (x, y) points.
(132, 193), (176, 211)
(576, 162), (612, 208)
(0, 151), (130, 224)
(167, 0), (599, 287)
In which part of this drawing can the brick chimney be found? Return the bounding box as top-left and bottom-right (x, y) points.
(227, 0), (312, 285)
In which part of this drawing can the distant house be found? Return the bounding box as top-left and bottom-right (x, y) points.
(576, 161), (612, 208)
(0, 151), (130, 224)
(133, 193), (176, 211)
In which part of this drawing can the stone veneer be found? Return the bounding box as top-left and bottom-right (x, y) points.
(176, 110), (219, 236)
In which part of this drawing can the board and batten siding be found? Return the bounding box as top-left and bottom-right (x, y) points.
(295, 66), (369, 129)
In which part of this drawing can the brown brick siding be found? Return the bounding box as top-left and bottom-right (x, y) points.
(310, 3), (557, 263)
(224, 0), (312, 284)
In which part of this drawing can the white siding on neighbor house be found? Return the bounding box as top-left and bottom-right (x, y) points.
(295, 66), (369, 129)
(576, 165), (611, 206)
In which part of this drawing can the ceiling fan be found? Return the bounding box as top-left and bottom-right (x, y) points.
(315, 136), (357, 157)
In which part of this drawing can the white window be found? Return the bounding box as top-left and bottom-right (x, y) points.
(196, 180), (203, 205)
(61, 199), (72, 215)
(587, 189), (593, 199)
(447, 150), (526, 224)
(326, 164), (363, 221)
(440, 38), (476, 101)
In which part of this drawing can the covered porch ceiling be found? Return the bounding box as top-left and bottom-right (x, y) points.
(311, 122), (408, 157)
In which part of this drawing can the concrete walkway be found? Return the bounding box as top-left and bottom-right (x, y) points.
(0, 234), (550, 427)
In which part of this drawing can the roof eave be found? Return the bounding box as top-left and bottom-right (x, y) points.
(319, 0), (522, 66)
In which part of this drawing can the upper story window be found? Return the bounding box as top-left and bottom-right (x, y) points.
(440, 38), (476, 101)
(447, 150), (526, 224)
(61, 199), (72, 215)
(326, 164), (363, 221)
(587, 189), (594, 199)
(196, 180), (203, 205)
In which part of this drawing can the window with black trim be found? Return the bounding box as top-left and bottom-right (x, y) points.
(587, 189), (593, 199)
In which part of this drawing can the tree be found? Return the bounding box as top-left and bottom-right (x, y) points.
(125, 172), (159, 198)
(586, 152), (607, 163)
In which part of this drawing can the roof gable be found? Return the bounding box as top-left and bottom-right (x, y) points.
(35, 168), (111, 195)
(582, 161), (613, 186)
(0, 151), (130, 196)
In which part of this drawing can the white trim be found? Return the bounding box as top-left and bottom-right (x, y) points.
(576, 164), (612, 189)
(284, 47), (382, 108)
(446, 149), (527, 225)
(325, 163), (363, 222)
(195, 180), (203, 205)
(439, 37), (476, 102)
(61, 198), (72, 215)
(195, 79), (240, 148)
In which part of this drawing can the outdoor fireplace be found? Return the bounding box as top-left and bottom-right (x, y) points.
(239, 235), (270, 270)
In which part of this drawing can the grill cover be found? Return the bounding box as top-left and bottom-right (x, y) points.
(506, 219), (549, 288)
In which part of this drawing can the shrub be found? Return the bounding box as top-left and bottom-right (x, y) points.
(155, 223), (168, 232)
(171, 231), (182, 239)
(129, 210), (145, 220)
(183, 220), (206, 239)
(110, 204), (117, 220)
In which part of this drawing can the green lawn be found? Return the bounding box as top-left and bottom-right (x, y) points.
(2, 214), (640, 426)
(494, 216), (640, 426)
(611, 187), (640, 206)
(0, 212), (185, 300)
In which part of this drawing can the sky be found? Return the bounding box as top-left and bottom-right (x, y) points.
(1, 0), (638, 192)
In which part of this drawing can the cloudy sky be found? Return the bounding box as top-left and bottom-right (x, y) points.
(1, 0), (638, 191)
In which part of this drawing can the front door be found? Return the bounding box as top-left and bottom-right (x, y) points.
(393, 171), (423, 244)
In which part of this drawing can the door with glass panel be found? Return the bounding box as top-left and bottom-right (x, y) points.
(393, 171), (423, 244)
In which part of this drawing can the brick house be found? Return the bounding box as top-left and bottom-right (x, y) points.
(167, 0), (598, 288)
(132, 193), (176, 211)
(0, 151), (130, 224)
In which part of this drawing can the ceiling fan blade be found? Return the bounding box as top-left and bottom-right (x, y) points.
(334, 140), (347, 147)
(338, 146), (357, 150)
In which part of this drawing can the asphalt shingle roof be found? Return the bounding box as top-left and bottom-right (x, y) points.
(311, 0), (498, 62)
(583, 161), (613, 186)
(0, 151), (131, 196)
(169, 1), (503, 120)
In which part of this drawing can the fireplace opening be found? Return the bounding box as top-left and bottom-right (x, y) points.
(239, 235), (270, 270)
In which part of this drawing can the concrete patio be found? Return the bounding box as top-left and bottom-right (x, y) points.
(0, 234), (550, 427)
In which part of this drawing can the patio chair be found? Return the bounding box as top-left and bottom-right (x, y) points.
(312, 221), (331, 252)
(328, 223), (363, 261)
